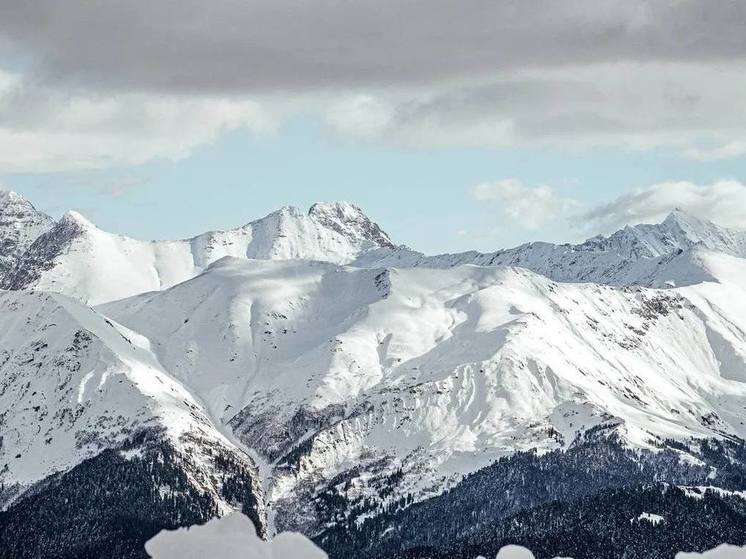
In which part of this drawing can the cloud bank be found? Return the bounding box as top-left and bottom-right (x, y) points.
(0, 70), (275, 172)
(1, 1), (744, 93)
(1, 1), (746, 170)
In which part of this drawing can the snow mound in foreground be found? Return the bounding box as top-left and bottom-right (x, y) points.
(485, 545), (746, 559)
(145, 513), (327, 559)
(677, 545), (746, 558)
(145, 513), (746, 559)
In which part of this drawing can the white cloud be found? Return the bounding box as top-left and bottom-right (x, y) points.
(4, 59), (746, 172)
(582, 180), (746, 234)
(0, 70), (276, 173)
(471, 179), (577, 230)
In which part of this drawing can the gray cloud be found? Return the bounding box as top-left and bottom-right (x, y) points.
(324, 62), (746, 153)
(0, 1), (745, 94)
(3, 1), (746, 170)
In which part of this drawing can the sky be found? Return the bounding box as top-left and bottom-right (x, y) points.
(2, 1), (746, 254)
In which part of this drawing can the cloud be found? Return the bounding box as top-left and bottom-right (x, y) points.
(2, 1), (746, 166)
(0, 70), (276, 172)
(685, 141), (746, 161)
(323, 62), (746, 155)
(471, 179), (577, 230)
(581, 180), (746, 233)
(1, 1), (745, 94)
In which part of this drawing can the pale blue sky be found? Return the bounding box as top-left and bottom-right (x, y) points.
(4, 115), (746, 254)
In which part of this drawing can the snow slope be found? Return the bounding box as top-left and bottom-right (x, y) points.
(0, 198), (394, 304)
(0, 288), (264, 518)
(4, 189), (744, 306)
(356, 210), (746, 288)
(4, 189), (746, 547)
(101, 253), (746, 531)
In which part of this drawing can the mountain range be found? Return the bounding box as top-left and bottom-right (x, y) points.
(2, 190), (746, 558)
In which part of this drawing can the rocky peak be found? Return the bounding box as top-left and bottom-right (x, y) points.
(0, 190), (55, 274)
(577, 210), (746, 260)
(308, 201), (395, 249)
(59, 210), (97, 230)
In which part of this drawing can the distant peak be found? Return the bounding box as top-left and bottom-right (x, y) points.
(0, 189), (19, 201)
(308, 201), (395, 248)
(0, 190), (31, 207)
(0, 190), (52, 226)
(60, 210), (96, 229)
(275, 205), (305, 218)
(661, 208), (710, 228)
(308, 201), (364, 217)
(657, 209), (725, 241)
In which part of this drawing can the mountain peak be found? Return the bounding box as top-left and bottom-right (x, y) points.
(308, 200), (395, 249)
(60, 210), (96, 229)
(0, 190), (39, 212)
(0, 190), (55, 274)
(308, 200), (363, 217)
(661, 208), (710, 230)
(0, 189), (22, 204)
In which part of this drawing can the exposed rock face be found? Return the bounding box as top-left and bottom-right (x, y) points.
(0, 191), (54, 277)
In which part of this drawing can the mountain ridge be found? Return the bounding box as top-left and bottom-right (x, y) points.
(2, 190), (745, 304)
(3, 189), (746, 558)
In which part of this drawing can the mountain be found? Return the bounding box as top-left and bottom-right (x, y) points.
(0, 191), (54, 277)
(0, 199), (394, 305)
(356, 209), (746, 288)
(0, 291), (266, 558)
(97, 253), (746, 538)
(1, 190), (743, 305)
(3, 190), (746, 558)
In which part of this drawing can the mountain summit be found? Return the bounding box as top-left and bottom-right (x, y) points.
(0, 199), (397, 304)
(0, 190), (54, 276)
(2, 194), (745, 303)
(356, 209), (746, 288)
(597, 209), (746, 260)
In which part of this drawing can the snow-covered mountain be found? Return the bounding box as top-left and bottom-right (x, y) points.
(2, 190), (743, 306)
(0, 195), (394, 304)
(99, 252), (746, 534)
(356, 209), (746, 288)
(0, 288), (265, 516)
(0, 191), (54, 277)
(3, 190), (746, 558)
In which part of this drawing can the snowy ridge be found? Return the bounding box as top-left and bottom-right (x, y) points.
(2, 190), (744, 305)
(0, 288), (265, 521)
(355, 209), (746, 288)
(4, 189), (746, 553)
(100, 252), (746, 531)
(0, 195), (395, 304)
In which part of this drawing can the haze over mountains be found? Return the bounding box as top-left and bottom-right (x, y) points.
(2, 190), (746, 558)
